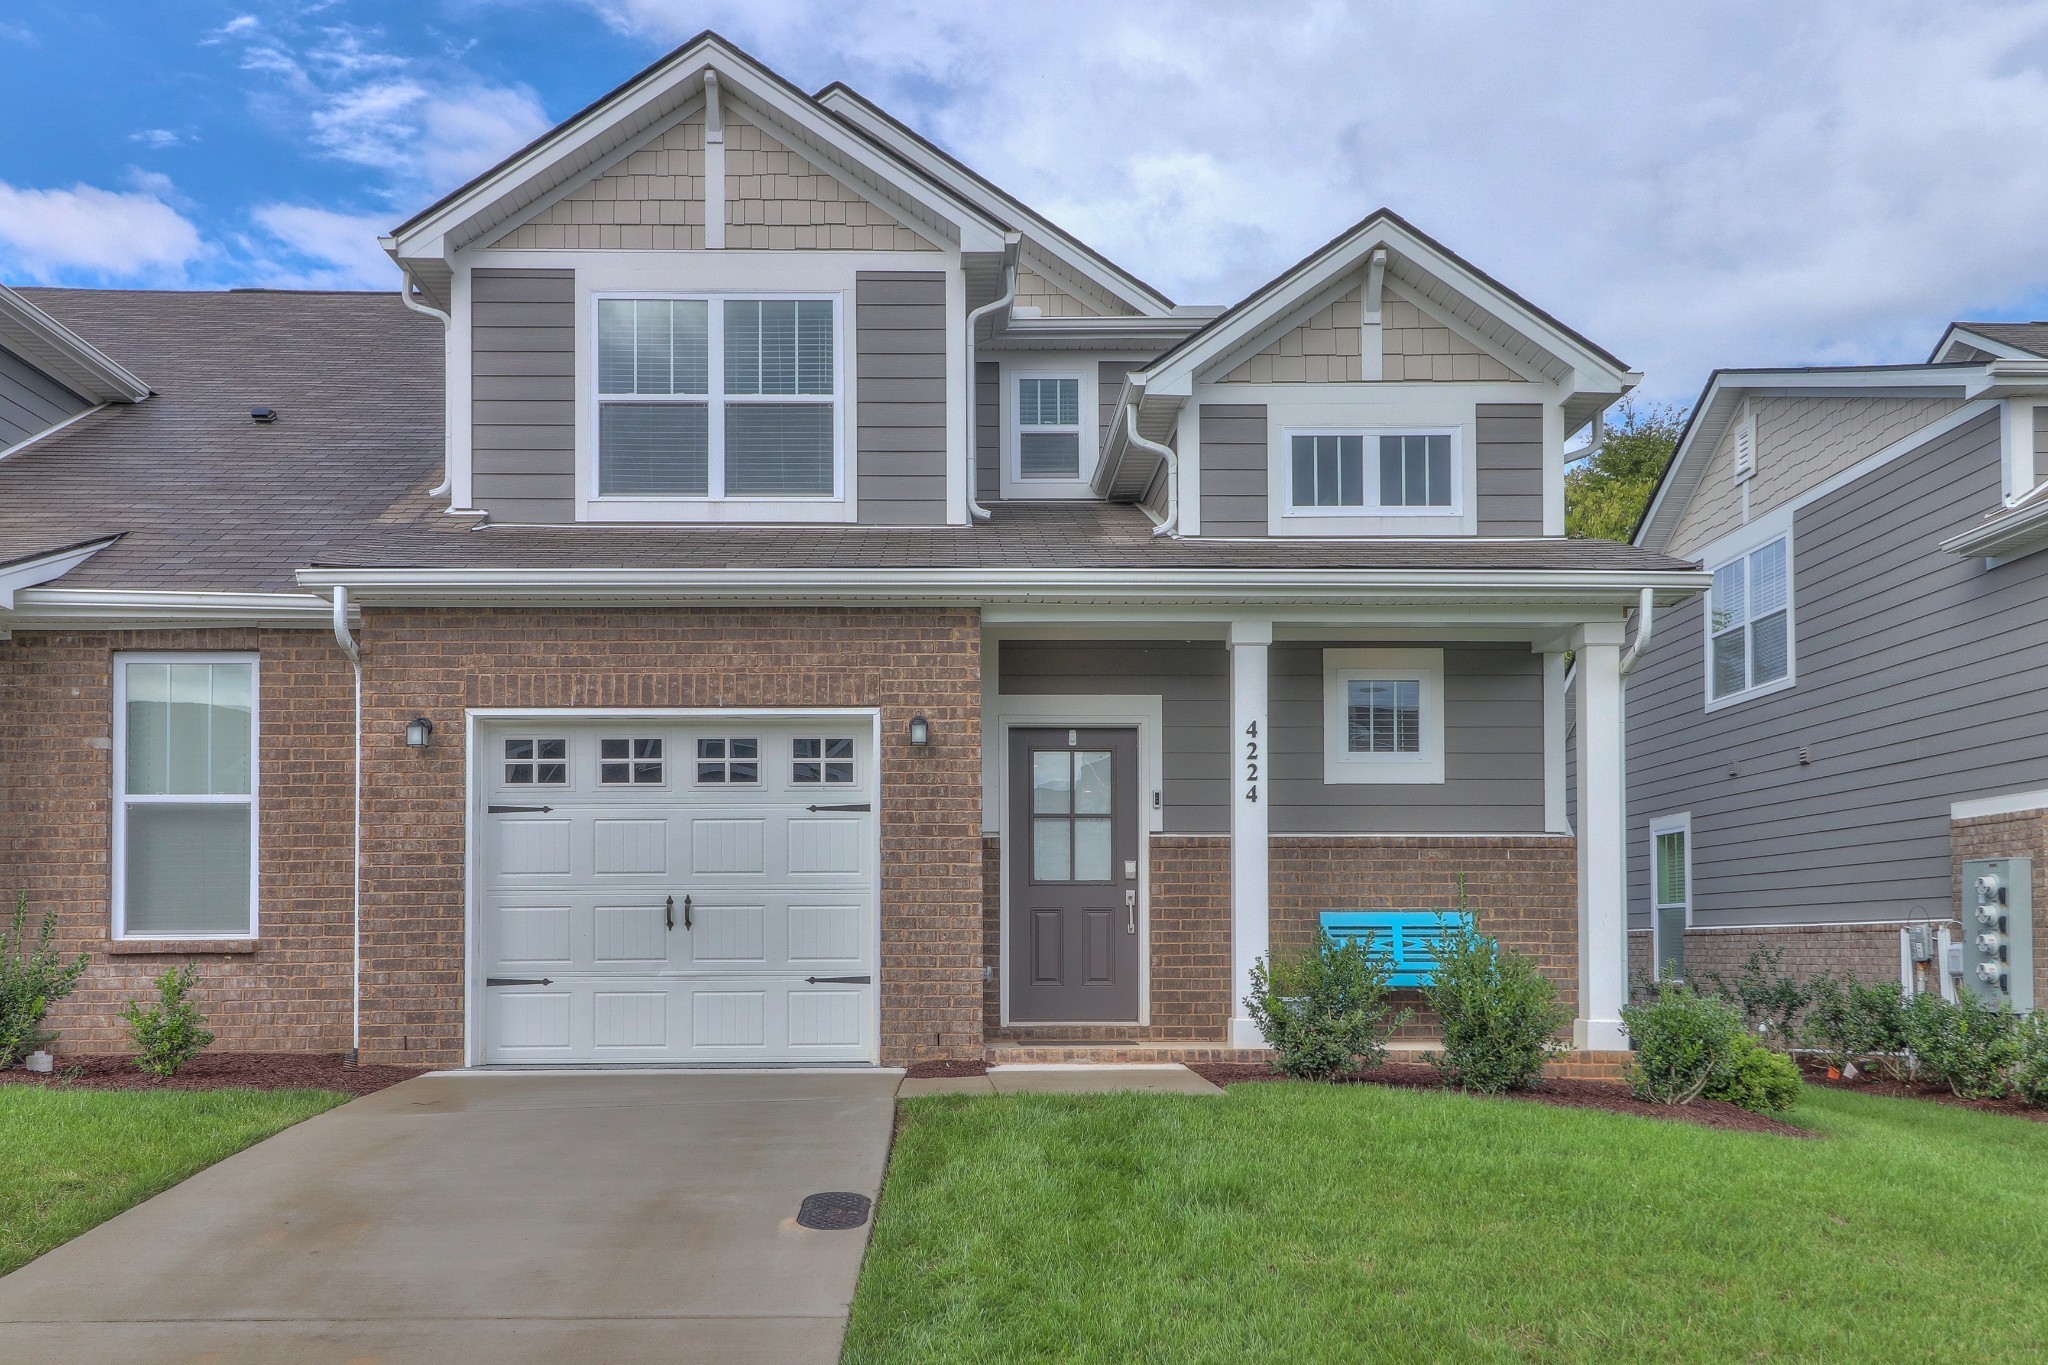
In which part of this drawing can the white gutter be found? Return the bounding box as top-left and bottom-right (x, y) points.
(331, 586), (363, 1062)
(964, 236), (1022, 522)
(1125, 401), (1180, 538)
(1618, 587), (1654, 676)
(5, 588), (332, 626)
(398, 268), (456, 497)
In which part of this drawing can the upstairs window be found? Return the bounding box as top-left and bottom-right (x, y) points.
(1015, 376), (1082, 480)
(1288, 430), (1457, 513)
(596, 295), (838, 501)
(1708, 536), (1793, 704)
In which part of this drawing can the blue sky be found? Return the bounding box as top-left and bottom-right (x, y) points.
(8, 1), (2048, 404)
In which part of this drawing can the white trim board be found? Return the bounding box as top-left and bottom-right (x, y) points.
(1952, 785), (2048, 820)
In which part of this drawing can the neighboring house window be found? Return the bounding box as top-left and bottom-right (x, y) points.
(1650, 814), (1691, 981)
(113, 655), (257, 939)
(1288, 430), (1456, 513)
(595, 295), (838, 500)
(1015, 376), (1082, 480)
(1707, 536), (1792, 703)
(1321, 648), (1445, 784)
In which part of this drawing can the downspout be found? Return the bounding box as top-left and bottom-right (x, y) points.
(964, 236), (1021, 523)
(333, 587), (363, 1064)
(398, 268), (455, 497)
(1618, 587), (1654, 676)
(1126, 401), (1181, 539)
(1616, 586), (1652, 978)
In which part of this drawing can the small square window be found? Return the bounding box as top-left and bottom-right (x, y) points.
(601, 737), (664, 785)
(505, 737), (567, 785)
(696, 736), (759, 784)
(793, 737), (855, 784)
(1323, 648), (1444, 784)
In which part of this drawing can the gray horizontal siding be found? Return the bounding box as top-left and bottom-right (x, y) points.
(855, 271), (946, 525)
(1199, 403), (1266, 537)
(1624, 408), (2043, 929)
(1475, 402), (1544, 536)
(0, 344), (90, 450)
(975, 360), (999, 503)
(472, 268), (575, 524)
(999, 639), (1546, 835)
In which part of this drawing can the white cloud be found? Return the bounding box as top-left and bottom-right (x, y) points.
(0, 180), (204, 283)
(244, 204), (399, 289)
(575, 0), (2048, 401)
(130, 129), (183, 149)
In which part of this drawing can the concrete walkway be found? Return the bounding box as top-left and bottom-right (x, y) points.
(0, 1070), (898, 1364)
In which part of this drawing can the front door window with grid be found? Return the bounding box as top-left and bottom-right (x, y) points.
(597, 296), (836, 500)
(1709, 537), (1790, 702)
(1031, 749), (1113, 882)
(116, 658), (256, 937)
(1290, 432), (1454, 511)
(1016, 376), (1081, 479)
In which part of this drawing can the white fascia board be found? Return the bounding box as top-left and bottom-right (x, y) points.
(6, 587), (334, 628)
(0, 285), (151, 402)
(295, 564), (1709, 608)
(1932, 325), (2038, 363)
(0, 537), (121, 610)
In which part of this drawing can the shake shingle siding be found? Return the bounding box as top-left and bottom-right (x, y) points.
(1625, 408), (2048, 928)
(470, 268), (576, 524)
(0, 344), (90, 450)
(855, 271), (948, 524)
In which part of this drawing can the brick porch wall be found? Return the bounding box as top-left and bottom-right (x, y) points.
(1269, 836), (1579, 1039)
(354, 605), (984, 1067)
(983, 833), (1233, 1043)
(1628, 924), (1912, 992)
(0, 629), (355, 1055)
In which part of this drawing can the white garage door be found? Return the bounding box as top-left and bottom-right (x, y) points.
(478, 717), (876, 1065)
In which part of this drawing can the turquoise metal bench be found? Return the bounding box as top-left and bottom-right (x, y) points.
(1318, 910), (1470, 987)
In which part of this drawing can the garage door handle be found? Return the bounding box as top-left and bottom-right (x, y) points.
(487, 977), (553, 986)
(487, 804), (553, 814)
(806, 802), (871, 812)
(804, 975), (871, 985)
(683, 894), (692, 930)
(665, 895), (674, 931)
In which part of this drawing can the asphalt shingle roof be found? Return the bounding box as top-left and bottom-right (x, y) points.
(1956, 321), (2048, 358)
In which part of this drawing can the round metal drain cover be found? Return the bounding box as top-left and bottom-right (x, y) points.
(796, 1191), (872, 1230)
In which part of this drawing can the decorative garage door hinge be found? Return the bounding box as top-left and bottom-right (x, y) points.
(487, 804), (554, 814)
(805, 802), (871, 812)
(486, 977), (554, 986)
(804, 975), (872, 985)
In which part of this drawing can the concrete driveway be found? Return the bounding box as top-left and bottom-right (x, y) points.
(0, 1070), (898, 1364)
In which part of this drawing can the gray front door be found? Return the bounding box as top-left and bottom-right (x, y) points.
(1007, 727), (1141, 1022)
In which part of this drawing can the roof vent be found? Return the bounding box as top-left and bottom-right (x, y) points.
(250, 407), (278, 424)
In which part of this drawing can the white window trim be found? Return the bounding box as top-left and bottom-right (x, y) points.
(1649, 811), (1692, 981)
(1703, 527), (1796, 713)
(1322, 647), (1445, 785)
(1282, 426), (1463, 519)
(585, 290), (846, 520)
(111, 651), (260, 941)
(999, 361), (1099, 500)
(1011, 371), (1086, 485)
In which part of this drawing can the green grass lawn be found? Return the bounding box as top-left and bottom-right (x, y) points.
(0, 1086), (349, 1276)
(846, 1083), (2048, 1363)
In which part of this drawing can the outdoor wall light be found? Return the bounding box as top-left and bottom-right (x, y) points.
(404, 716), (435, 751)
(907, 715), (931, 747)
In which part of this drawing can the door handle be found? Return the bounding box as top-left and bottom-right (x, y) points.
(683, 894), (693, 930)
(1125, 889), (1137, 934)
(665, 895), (674, 931)
(486, 977), (553, 986)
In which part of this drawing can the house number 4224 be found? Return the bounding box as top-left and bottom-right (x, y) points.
(1243, 721), (1259, 802)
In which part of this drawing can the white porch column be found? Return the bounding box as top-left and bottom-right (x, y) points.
(1572, 622), (1629, 1050)
(1228, 620), (1272, 1048)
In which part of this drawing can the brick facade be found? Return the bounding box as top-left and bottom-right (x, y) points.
(352, 605), (985, 1066)
(1628, 923), (1912, 993)
(0, 628), (356, 1054)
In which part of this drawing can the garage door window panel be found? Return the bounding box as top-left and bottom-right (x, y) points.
(696, 737), (760, 785)
(600, 738), (665, 785)
(792, 737), (855, 785)
(504, 737), (568, 785)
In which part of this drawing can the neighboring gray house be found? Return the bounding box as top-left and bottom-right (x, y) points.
(1625, 320), (2048, 1011)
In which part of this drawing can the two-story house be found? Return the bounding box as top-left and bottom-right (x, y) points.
(1627, 320), (2048, 1012)
(0, 33), (1702, 1070)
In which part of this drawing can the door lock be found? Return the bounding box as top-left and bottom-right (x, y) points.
(1125, 888), (1137, 934)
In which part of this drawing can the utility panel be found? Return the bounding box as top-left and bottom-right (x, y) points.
(1959, 858), (2035, 1013)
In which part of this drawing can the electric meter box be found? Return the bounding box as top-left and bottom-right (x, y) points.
(1958, 858), (2034, 1013)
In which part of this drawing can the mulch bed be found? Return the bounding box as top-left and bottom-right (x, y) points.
(0, 1052), (425, 1097)
(1795, 1058), (2048, 1124)
(904, 1058), (991, 1079)
(1189, 1060), (1817, 1138)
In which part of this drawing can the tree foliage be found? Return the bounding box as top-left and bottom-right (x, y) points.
(1565, 400), (1688, 543)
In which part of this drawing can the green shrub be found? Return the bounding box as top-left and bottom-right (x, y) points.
(1246, 932), (1411, 1081)
(2016, 1014), (2048, 1108)
(1705, 1034), (1803, 1113)
(1704, 943), (1809, 1051)
(1621, 981), (1747, 1106)
(1900, 990), (2019, 1100)
(1849, 978), (1911, 1078)
(1422, 917), (1567, 1093)
(1802, 971), (1908, 1073)
(0, 890), (91, 1068)
(121, 962), (215, 1078)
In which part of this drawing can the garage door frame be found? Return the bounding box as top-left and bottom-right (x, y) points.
(462, 706), (885, 1067)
